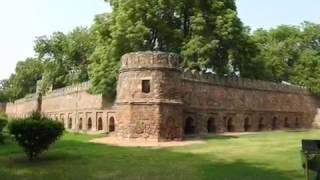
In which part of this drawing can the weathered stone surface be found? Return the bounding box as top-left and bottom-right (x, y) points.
(116, 52), (183, 141)
(4, 51), (320, 141)
(0, 103), (6, 114)
(5, 94), (39, 117)
(5, 82), (116, 134)
(116, 51), (320, 141)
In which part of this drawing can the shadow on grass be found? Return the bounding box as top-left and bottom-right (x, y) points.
(199, 160), (303, 180)
(285, 129), (311, 133)
(203, 134), (239, 140)
(10, 152), (82, 165)
(184, 134), (239, 142)
(0, 139), (303, 180)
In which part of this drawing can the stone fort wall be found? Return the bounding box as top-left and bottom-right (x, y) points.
(5, 94), (39, 117)
(3, 51), (320, 141)
(181, 70), (318, 134)
(0, 103), (6, 114)
(115, 52), (320, 141)
(42, 82), (116, 133)
(5, 82), (116, 134)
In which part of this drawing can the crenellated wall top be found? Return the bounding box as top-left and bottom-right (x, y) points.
(182, 69), (310, 95)
(120, 51), (180, 71)
(43, 81), (91, 98)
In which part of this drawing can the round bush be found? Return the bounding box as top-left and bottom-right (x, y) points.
(0, 117), (8, 143)
(8, 115), (64, 160)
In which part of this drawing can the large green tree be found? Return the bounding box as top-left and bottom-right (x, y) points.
(7, 1), (320, 101)
(0, 80), (9, 102)
(291, 22), (320, 93)
(0, 27), (95, 101)
(252, 25), (301, 82)
(4, 58), (44, 101)
(89, 0), (255, 98)
(34, 27), (95, 91)
(252, 22), (320, 94)
(179, 0), (256, 76)
(89, 0), (182, 97)
(34, 32), (69, 89)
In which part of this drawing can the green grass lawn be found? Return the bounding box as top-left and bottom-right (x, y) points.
(0, 130), (317, 180)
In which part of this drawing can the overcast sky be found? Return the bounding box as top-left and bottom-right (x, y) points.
(1, 0), (320, 80)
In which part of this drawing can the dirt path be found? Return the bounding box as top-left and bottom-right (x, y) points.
(90, 136), (205, 148)
(89, 132), (262, 148)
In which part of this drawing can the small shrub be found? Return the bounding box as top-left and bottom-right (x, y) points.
(0, 117), (8, 143)
(8, 114), (64, 161)
(0, 112), (7, 118)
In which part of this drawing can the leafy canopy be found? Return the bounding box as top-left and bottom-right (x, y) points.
(3, 2), (320, 100)
(252, 22), (320, 94)
(89, 0), (255, 97)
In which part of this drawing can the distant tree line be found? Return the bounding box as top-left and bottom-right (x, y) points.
(1, 0), (320, 102)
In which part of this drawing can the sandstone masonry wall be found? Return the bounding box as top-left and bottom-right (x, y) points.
(42, 82), (103, 113)
(115, 51), (320, 141)
(181, 71), (318, 134)
(116, 52), (183, 141)
(0, 103), (6, 114)
(5, 82), (116, 134)
(41, 82), (116, 133)
(5, 94), (39, 117)
(4, 51), (320, 141)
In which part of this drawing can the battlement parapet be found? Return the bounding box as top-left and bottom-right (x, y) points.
(14, 93), (39, 103)
(44, 81), (91, 98)
(120, 51), (180, 71)
(182, 69), (310, 95)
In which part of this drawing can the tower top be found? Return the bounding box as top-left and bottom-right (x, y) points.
(120, 51), (180, 71)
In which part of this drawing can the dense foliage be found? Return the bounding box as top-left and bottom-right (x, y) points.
(2, 1), (320, 101)
(89, 0), (256, 97)
(8, 113), (64, 160)
(0, 80), (9, 102)
(252, 22), (320, 93)
(0, 117), (8, 143)
(0, 27), (95, 101)
(34, 27), (96, 91)
(1, 58), (43, 101)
